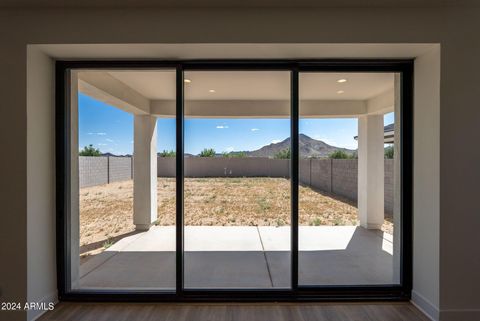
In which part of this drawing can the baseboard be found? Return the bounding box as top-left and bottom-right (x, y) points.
(27, 290), (58, 321)
(411, 290), (439, 321)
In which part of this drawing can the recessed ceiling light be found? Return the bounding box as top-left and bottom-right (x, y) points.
(184, 79), (191, 83)
(337, 78), (347, 83)
(209, 89), (216, 93)
(337, 90), (345, 94)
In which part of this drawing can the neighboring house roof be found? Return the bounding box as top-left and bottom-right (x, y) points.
(383, 123), (394, 144)
(383, 123), (394, 132)
(354, 123), (395, 144)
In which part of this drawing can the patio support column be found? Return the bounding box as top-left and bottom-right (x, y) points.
(358, 114), (384, 229)
(133, 115), (157, 230)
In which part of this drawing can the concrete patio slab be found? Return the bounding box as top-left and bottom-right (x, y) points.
(79, 225), (395, 289)
(263, 252), (291, 288)
(184, 252), (273, 288)
(298, 249), (393, 285)
(79, 252), (175, 289)
(185, 226), (263, 251)
(81, 231), (145, 278)
(259, 226), (360, 251)
(108, 226), (175, 252)
(108, 226), (265, 252)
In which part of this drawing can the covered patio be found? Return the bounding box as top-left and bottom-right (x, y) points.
(79, 226), (394, 289)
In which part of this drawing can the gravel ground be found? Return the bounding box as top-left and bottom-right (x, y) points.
(80, 177), (393, 254)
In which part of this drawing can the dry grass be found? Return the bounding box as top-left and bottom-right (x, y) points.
(80, 177), (393, 253)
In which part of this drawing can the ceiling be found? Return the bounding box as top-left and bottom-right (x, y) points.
(108, 70), (393, 101)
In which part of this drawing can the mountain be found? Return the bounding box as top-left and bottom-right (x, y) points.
(101, 152), (131, 157)
(245, 134), (355, 158)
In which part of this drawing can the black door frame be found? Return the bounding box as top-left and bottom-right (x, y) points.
(56, 59), (413, 302)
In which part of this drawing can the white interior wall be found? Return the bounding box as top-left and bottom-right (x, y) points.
(26, 47), (57, 321)
(411, 46), (441, 321)
(25, 43), (442, 321)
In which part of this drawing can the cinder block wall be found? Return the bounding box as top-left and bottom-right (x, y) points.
(79, 156), (132, 188)
(306, 159), (393, 214)
(80, 156), (393, 213)
(109, 157), (133, 182)
(79, 156), (108, 187)
(331, 159), (358, 202)
(384, 159), (394, 215)
(299, 159), (312, 185)
(157, 157), (175, 177)
(310, 159), (332, 192)
(157, 157), (290, 178)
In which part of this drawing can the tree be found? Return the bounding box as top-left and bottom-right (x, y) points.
(199, 148), (216, 157)
(328, 150), (353, 159)
(274, 148), (290, 159)
(79, 144), (102, 156)
(384, 145), (394, 159)
(158, 150), (176, 157)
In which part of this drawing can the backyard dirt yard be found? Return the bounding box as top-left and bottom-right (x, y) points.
(80, 178), (393, 254)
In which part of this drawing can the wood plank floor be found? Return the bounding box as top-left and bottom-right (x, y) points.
(39, 302), (430, 321)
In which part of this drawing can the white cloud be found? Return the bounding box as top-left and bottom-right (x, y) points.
(88, 132), (107, 136)
(216, 125), (229, 129)
(251, 128), (260, 132)
(98, 143), (107, 146)
(105, 138), (114, 142)
(271, 139), (281, 144)
(224, 146), (235, 152)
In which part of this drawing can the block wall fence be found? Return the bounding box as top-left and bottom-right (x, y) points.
(79, 156), (133, 187)
(79, 156), (394, 213)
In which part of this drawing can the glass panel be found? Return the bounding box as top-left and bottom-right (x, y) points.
(183, 71), (291, 289)
(71, 70), (176, 290)
(298, 72), (401, 285)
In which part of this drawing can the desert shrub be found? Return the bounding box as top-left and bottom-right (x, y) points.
(328, 150), (353, 159)
(159, 150), (176, 157)
(226, 151), (247, 158)
(274, 148), (291, 159)
(199, 148), (216, 157)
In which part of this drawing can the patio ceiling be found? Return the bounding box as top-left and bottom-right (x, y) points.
(107, 71), (393, 101)
(78, 70), (395, 118)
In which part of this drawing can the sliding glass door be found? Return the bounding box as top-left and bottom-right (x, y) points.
(182, 71), (292, 289)
(59, 60), (411, 299)
(69, 69), (177, 291)
(298, 72), (401, 286)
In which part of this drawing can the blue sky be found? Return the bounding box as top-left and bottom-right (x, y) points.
(79, 93), (394, 155)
